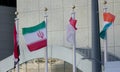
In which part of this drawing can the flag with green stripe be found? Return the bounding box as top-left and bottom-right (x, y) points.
(100, 12), (115, 39)
(22, 21), (47, 51)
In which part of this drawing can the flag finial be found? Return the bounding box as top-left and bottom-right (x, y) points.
(104, 1), (107, 5)
(72, 5), (75, 10)
(103, 1), (108, 12)
(44, 7), (48, 12)
(15, 11), (19, 15)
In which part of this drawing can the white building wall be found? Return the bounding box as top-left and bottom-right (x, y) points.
(17, 0), (120, 59)
(17, 0), (92, 72)
(17, 0), (92, 49)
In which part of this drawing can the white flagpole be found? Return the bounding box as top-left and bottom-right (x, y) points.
(15, 12), (19, 72)
(104, 34), (108, 63)
(44, 8), (48, 72)
(72, 5), (76, 72)
(103, 1), (108, 64)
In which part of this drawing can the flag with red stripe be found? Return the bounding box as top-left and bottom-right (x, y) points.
(22, 21), (47, 51)
(66, 17), (77, 44)
(13, 22), (20, 68)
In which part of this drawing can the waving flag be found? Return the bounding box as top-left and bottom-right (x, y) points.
(66, 17), (77, 44)
(100, 12), (115, 39)
(22, 21), (47, 51)
(13, 22), (20, 68)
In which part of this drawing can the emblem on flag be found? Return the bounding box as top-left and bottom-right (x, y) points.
(37, 31), (44, 39)
(22, 21), (47, 51)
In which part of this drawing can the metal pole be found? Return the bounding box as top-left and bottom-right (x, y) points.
(64, 61), (65, 72)
(103, 1), (108, 64)
(44, 7), (48, 72)
(38, 59), (40, 72)
(25, 62), (27, 72)
(15, 12), (20, 72)
(104, 35), (108, 63)
(91, 0), (102, 72)
(72, 5), (76, 72)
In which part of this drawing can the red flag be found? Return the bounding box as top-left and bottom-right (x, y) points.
(66, 17), (77, 44)
(69, 17), (77, 30)
(13, 22), (20, 68)
(103, 12), (115, 22)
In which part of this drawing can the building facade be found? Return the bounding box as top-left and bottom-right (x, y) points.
(0, 0), (120, 72)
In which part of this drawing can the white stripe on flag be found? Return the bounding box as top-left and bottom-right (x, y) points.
(24, 28), (47, 44)
(66, 23), (75, 44)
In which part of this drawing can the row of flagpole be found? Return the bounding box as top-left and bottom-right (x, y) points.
(14, 6), (77, 72)
(13, 2), (115, 72)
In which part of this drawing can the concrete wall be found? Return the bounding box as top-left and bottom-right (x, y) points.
(0, 0), (120, 72)
(16, 0), (93, 71)
(17, 0), (120, 60)
(17, 0), (92, 50)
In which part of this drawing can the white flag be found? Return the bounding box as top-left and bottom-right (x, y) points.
(66, 17), (77, 44)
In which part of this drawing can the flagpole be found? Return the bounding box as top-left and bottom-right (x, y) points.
(72, 5), (76, 72)
(103, 1), (108, 64)
(104, 34), (108, 63)
(15, 11), (19, 72)
(44, 7), (48, 72)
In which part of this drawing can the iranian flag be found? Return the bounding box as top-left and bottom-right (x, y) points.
(66, 17), (77, 44)
(22, 21), (47, 51)
(100, 12), (115, 39)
